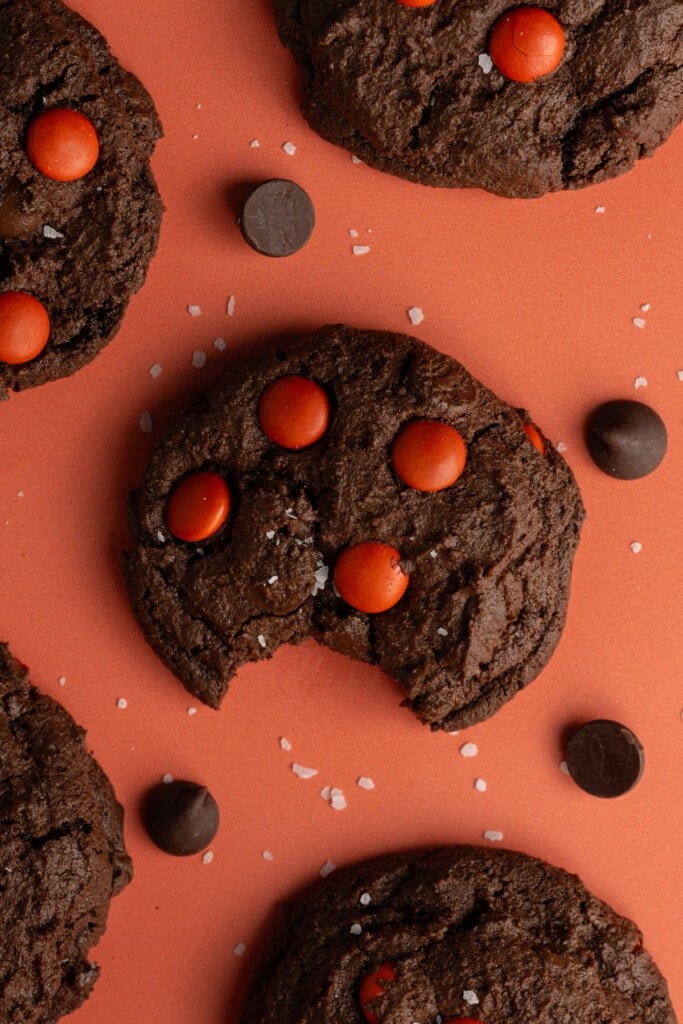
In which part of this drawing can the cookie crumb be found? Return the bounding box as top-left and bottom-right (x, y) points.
(474, 778), (487, 792)
(459, 742), (478, 758)
(319, 860), (336, 878)
(477, 53), (493, 73)
(227, 295), (236, 316)
(280, 737), (292, 751)
(357, 776), (375, 790)
(483, 829), (504, 842)
(116, 697), (127, 710)
(149, 363), (162, 379)
(408, 307), (424, 326)
(233, 941), (246, 956)
(191, 350), (207, 368)
(283, 141), (296, 156)
(630, 541), (642, 554)
(352, 244), (370, 256)
(634, 376), (648, 389)
(291, 763), (318, 779)
(187, 305), (202, 317)
(139, 411), (153, 433)
(350, 923), (362, 935)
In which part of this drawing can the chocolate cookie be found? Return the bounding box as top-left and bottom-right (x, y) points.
(272, 0), (683, 197)
(124, 325), (584, 730)
(241, 846), (676, 1024)
(0, 643), (132, 1022)
(0, 0), (163, 398)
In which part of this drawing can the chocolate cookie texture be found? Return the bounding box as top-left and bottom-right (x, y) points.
(124, 325), (584, 730)
(0, 644), (132, 1023)
(240, 846), (676, 1024)
(0, 0), (163, 398)
(272, 0), (683, 197)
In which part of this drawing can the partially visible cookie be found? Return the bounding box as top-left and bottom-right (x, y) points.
(0, 0), (163, 397)
(273, 0), (683, 197)
(241, 846), (676, 1024)
(0, 643), (132, 1022)
(124, 324), (584, 730)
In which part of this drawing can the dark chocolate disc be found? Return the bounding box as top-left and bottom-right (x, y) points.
(566, 720), (644, 798)
(143, 779), (219, 855)
(239, 179), (314, 257)
(585, 400), (667, 480)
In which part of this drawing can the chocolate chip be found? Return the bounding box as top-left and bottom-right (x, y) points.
(566, 720), (644, 798)
(585, 400), (667, 479)
(143, 779), (219, 855)
(0, 179), (41, 238)
(239, 179), (314, 257)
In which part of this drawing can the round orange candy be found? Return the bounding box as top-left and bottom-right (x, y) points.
(522, 420), (546, 454)
(0, 291), (50, 365)
(258, 374), (330, 449)
(391, 419), (467, 492)
(395, 0), (437, 7)
(26, 108), (99, 182)
(488, 7), (565, 83)
(442, 1019), (483, 1024)
(358, 963), (397, 1024)
(166, 471), (231, 542)
(334, 543), (409, 614)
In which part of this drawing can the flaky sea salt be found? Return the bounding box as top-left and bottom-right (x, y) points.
(460, 742), (478, 758)
(437, 627), (448, 637)
(351, 154), (363, 164)
(291, 763), (319, 779)
(474, 778), (487, 792)
(630, 542), (643, 554)
(257, 634), (267, 649)
(352, 245), (370, 256)
(359, 893), (371, 905)
(162, 773), (174, 784)
(43, 224), (64, 239)
(349, 229), (359, 238)
(227, 295), (236, 316)
(463, 991), (479, 1006)
(640, 303), (651, 312)
(267, 575), (279, 585)
(312, 564), (329, 595)
(187, 707), (197, 716)
(677, 370), (683, 382)
(262, 850), (274, 861)
(350, 924), (362, 935)
(357, 777), (375, 790)
(634, 376), (648, 389)
(187, 305), (202, 317)
(202, 850), (214, 865)
(483, 830), (504, 842)
(632, 317), (646, 329)
(595, 205), (606, 213)
(250, 139), (260, 148)
(280, 737), (292, 751)
(560, 760), (570, 775)
(139, 411), (153, 433)
(116, 697), (127, 710)
(214, 337), (226, 351)
(233, 942), (246, 956)
(149, 363), (162, 378)
(58, 676), (66, 687)
(283, 141), (296, 155)
(556, 441), (568, 453)
(330, 789), (347, 811)
(478, 53), (493, 73)
(408, 307), (424, 326)
(319, 860), (336, 877)
(192, 350), (207, 368)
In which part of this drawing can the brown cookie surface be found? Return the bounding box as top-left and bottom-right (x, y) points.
(240, 846), (676, 1024)
(0, 643), (132, 1023)
(273, 0), (683, 197)
(124, 325), (584, 729)
(0, 0), (163, 397)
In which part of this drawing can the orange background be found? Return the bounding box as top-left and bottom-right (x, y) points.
(1, 0), (682, 1021)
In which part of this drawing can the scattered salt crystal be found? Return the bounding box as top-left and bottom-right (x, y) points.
(463, 991), (479, 1006)
(285, 508), (297, 519)
(116, 698), (127, 710)
(677, 370), (683, 382)
(447, 730), (459, 736)
(640, 303), (650, 312)
(187, 305), (202, 317)
(149, 363), (162, 379)
(280, 737), (292, 751)
(331, 790), (347, 811)
(478, 53), (493, 73)
(408, 307), (424, 326)
(352, 245), (370, 256)
(291, 763), (319, 779)
(257, 634), (267, 649)
(560, 760), (569, 775)
(267, 575), (279, 585)
(58, 676), (66, 687)
(192, 350), (207, 368)
(630, 542), (642, 554)
(262, 850), (274, 861)
(162, 773), (174, 784)
(266, 530), (276, 540)
(214, 337), (226, 351)
(227, 295), (236, 316)
(359, 892), (371, 905)
(437, 627), (448, 637)
(349, 229), (359, 238)
(202, 850), (214, 865)
(187, 706), (197, 716)
(632, 317), (645, 329)
(595, 205), (606, 213)
(156, 530), (166, 543)
(429, 549), (438, 559)
(192, 133), (199, 140)
(459, 742), (478, 758)
(320, 786), (332, 800)
(474, 778), (487, 792)
(233, 942), (246, 956)
(483, 830), (504, 842)
(283, 141), (296, 156)
(250, 139), (260, 148)
(16, 490), (24, 498)
(351, 154), (363, 164)
(556, 441), (568, 453)
(43, 224), (64, 239)
(634, 376), (648, 389)
(312, 564), (329, 595)
(357, 777), (375, 790)
(350, 924), (362, 935)
(319, 860), (336, 877)
(139, 411), (153, 433)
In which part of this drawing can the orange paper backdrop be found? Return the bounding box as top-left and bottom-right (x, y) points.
(1, 1), (681, 1021)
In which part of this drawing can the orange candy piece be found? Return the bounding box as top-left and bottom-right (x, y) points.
(488, 7), (565, 83)
(358, 963), (397, 1024)
(334, 543), (409, 614)
(522, 421), (546, 454)
(391, 419), (467, 492)
(442, 1019), (483, 1024)
(166, 471), (231, 542)
(258, 374), (330, 449)
(0, 291), (50, 365)
(395, 0), (437, 7)
(26, 108), (99, 182)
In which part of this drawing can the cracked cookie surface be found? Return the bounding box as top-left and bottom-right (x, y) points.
(273, 0), (683, 197)
(124, 325), (584, 729)
(240, 846), (676, 1024)
(0, 643), (132, 1023)
(0, 0), (163, 397)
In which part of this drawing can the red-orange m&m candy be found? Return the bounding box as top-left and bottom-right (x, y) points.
(26, 108), (100, 182)
(166, 471), (231, 542)
(0, 291), (50, 365)
(488, 7), (565, 83)
(522, 420), (546, 455)
(258, 374), (330, 449)
(358, 963), (397, 1024)
(391, 419), (467, 492)
(334, 543), (409, 614)
(395, 0), (437, 7)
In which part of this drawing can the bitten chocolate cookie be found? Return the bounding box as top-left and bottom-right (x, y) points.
(272, 0), (683, 197)
(240, 846), (676, 1024)
(0, 0), (163, 398)
(124, 325), (584, 730)
(0, 643), (132, 1022)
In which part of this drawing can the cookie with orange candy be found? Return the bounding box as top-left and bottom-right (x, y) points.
(124, 325), (584, 730)
(240, 846), (676, 1024)
(273, 0), (683, 196)
(0, 0), (162, 398)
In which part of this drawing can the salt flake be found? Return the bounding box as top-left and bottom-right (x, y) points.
(43, 224), (64, 239)
(634, 376), (648, 390)
(227, 295), (236, 316)
(202, 850), (214, 864)
(357, 776), (375, 790)
(350, 924), (362, 935)
(483, 829), (504, 842)
(630, 541), (642, 554)
(352, 245), (370, 256)
(474, 778), (487, 792)
(283, 141), (296, 156)
(214, 337), (226, 351)
(187, 706), (197, 716)
(556, 441), (568, 453)
(331, 791), (347, 811)
(463, 991), (479, 1006)
(116, 697), (128, 710)
(162, 773), (174, 784)
(58, 676), (66, 687)
(233, 942), (246, 956)
(459, 742), (478, 758)
(139, 411), (153, 433)
(595, 205), (606, 213)
(149, 363), (162, 379)
(478, 53), (493, 74)
(319, 860), (336, 877)
(262, 850), (274, 861)
(560, 760), (570, 775)
(640, 303), (650, 312)
(291, 763), (319, 780)
(312, 564), (329, 595)
(187, 305), (202, 317)
(351, 154), (363, 164)
(192, 350), (207, 368)
(677, 370), (683, 382)
(408, 307), (424, 326)
(632, 317), (646, 329)
(267, 575), (279, 585)
(280, 737), (292, 751)
(437, 627), (448, 637)
(349, 229), (359, 238)
(250, 139), (260, 148)
(359, 892), (371, 905)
